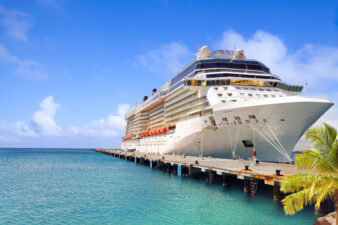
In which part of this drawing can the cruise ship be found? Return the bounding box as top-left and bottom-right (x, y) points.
(121, 46), (333, 162)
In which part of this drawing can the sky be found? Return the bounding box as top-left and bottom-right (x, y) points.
(0, 0), (337, 148)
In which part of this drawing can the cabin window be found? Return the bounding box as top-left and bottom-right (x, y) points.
(242, 140), (254, 148)
(214, 87), (218, 90)
(231, 99), (237, 102)
(248, 115), (256, 119)
(223, 86), (228, 90)
(217, 93), (222, 97)
(248, 93), (253, 97)
(227, 93), (232, 96)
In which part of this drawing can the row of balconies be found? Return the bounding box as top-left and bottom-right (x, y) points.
(165, 90), (196, 107)
(165, 98), (208, 117)
(149, 106), (164, 117)
(165, 94), (200, 112)
(165, 103), (209, 122)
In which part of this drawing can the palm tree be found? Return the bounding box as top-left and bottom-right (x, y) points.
(280, 123), (338, 223)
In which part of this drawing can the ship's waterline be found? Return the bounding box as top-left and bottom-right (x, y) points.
(122, 47), (333, 162)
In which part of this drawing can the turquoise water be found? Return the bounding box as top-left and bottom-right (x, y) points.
(0, 148), (316, 225)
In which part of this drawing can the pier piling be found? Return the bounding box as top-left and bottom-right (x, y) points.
(243, 177), (250, 194)
(273, 182), (284, 202)
(222, 174), (232, 187)
(205, 170), (215, 184)
(94, 149), (300, 204)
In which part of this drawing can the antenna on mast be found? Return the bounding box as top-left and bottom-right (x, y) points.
(304, 80), (308, 95)
(230, 44), (236, 62)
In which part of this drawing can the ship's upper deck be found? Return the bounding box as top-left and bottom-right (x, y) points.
(124, 47), (300, 119)
(169, 57), (278, 93)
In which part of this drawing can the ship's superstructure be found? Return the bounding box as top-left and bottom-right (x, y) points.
(122, 46), (333, 162)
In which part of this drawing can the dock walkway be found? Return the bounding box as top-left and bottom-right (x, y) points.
(94, 148), (299, 200)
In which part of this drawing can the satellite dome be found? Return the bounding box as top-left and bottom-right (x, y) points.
(196, 45), (210, 59)
(235, 49), (246, 60)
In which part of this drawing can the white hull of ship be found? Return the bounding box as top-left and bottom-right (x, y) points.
(121, 96), (333, 162)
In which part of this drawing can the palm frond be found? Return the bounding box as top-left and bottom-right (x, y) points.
(323, 123), (337, 147)
(328, 137), (338, 169)
(281, 123), (338, 216)
(282, 188), (313, 215)
(295, 149), (337, 175)
(305, 126), (331, 151)
(281, 174), (316, 193)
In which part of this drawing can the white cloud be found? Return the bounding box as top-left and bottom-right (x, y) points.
(219, 30), (338, 88)
(0, 44), (47, 79)
(138, 42), (192, 75)
(0, 95), (130, 146)
(31, 96), (61, 136)
(0, 120), (38, 142)
(70, 104), (130, 138)
(0, 96), (61, 142)
(0, 5), (33, 41)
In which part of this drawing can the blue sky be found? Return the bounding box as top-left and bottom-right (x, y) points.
(0, 0), (337, 148)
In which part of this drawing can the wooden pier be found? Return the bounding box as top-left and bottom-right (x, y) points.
(94, 148), (298, 200)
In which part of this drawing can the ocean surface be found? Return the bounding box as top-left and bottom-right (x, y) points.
(0, 148), (317, 225)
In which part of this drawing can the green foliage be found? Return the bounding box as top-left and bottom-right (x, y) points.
(281, 123), (338, 215)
